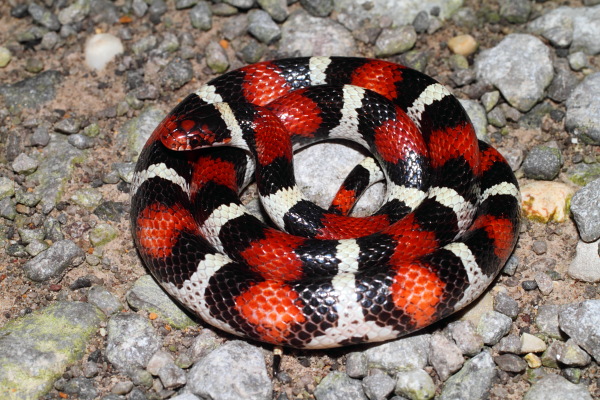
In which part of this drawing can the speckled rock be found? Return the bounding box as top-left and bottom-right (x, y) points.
(105, 313), (162, 373)
(0, 302), (104, 400)
(314, 371), (367, 400)
(474, 34), (553, 112)
(279, 10), (356, 57)
(438, 350), (498, 400)
(565, 73), (600, 145)
(570, 177), (600, 242)
(187, 341), (272, 400)
(528, 5), (600, 55)
(22, 239), (85, 282)
(394, 368), (435, 400)
(363, 334), (430, 373)
(523, 374), (592, 400)
(0, 71), (62, 113)
(126, 275), (197, 329)
(559, 300), (600, 362)
(477, 311), (512, 345)
(522, 145), (563, 180)
(569, 240), (600, 283)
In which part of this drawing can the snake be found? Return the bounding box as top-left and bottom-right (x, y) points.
(130, 57), (521, 349)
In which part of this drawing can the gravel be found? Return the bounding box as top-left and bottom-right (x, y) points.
(1, 1), (599, 399)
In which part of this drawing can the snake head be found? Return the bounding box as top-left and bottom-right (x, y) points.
(160, 103), (232, 151)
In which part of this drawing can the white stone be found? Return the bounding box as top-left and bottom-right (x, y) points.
(85, 33), (124, 71)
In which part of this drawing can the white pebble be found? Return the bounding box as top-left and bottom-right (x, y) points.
(85, 33), (124, 71)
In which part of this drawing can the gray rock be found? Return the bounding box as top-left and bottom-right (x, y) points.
(547, 61), (580, 103)
(58, 0), (91, 25)
(523, 374), (592, 400)
(161, 57), (193, 90)
(570, 178), (600, 242)
(23, 239), (85, 282)
(541, 340), (562, 368)
(493, 354), (527, 373)
(131, 35), (158, 55)
(536, 304), (567, 339)
(111, 380), (134, 395)
(487, 107), (506, 128)
(12, 153), (39, 175)
(87, 285), (123, 315)
(566, 73), (600, 145)
(132, 0), (148, 17)
(187, 341), (272, 400)
(314, 371), (367, 400)
(29, 133), (85, 211)
(446, 321), (484, 357)
(534, 271), (554, 295)
(375, 26), (417, 57)
(61, 377), (98, 400)
(120, 107), (166, 161)
(0, 302), (104, 400)
(493, 292), (519, 319)
(569, 240), (600, 283)
(126, 275), (196, 329)
(28, 3), (61, 31)
(500, 0), (531, 24)
(429, 333), (464, 381)
(459, 99), (487, 141)
(248, 9), (281, 44)
(334, 0), (462, 30)
(158, 362), (187, 389)
(522, 145), (563, 180)
(105, 313), (162, 372)
(188, 329), (221, 361)
(363, 334), (430, 374)
(346, 352), (368, 378)
(496, 334), (521, 354)
(147, 350), (174, 376)
(205, 40), (229, 73)
(0, 70), (62, 113)
(559, 300), (600, 362)
(68, 133), (95, 150)
(528, 5), (600, 55)
(394, 368), (435, 400)
(557, 339), (592, 367)
(257, 0), (288, 22)
(362, 372), (395, 400)
(474, 34), (553, 112)
(175, 0), (197, 9)
(224, 0), (254, 8)
(222, 14), (248, 40)
(568, 51), (589, 71)
(438, 350), (498, 400)
(189, 1), (212, 30)
(300, 0), (334, 17)
(279, 10), (356, 57)
(476, 311), (512, 345)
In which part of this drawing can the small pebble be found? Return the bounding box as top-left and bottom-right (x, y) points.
(532, 240), (547, 255)
(447, 34), (478, 56)
(85, 33), (124, 70)
(522, 280), (538, 291)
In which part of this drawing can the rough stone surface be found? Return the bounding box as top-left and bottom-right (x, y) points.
(0, 302), (104, 400)
(523, 374), (592, 400)
(566, 73), (600, 145)
(559, 300), (600, 362)
(105, 313), (162, 373)
(475, 34), (553, 112)
(187, 341), (272, 400)
(438, 350), (498, 400)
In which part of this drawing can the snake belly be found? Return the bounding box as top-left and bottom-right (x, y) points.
(130, 56), (521, 349)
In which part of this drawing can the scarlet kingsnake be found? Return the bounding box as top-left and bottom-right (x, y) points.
(131, 57), (521, 349)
